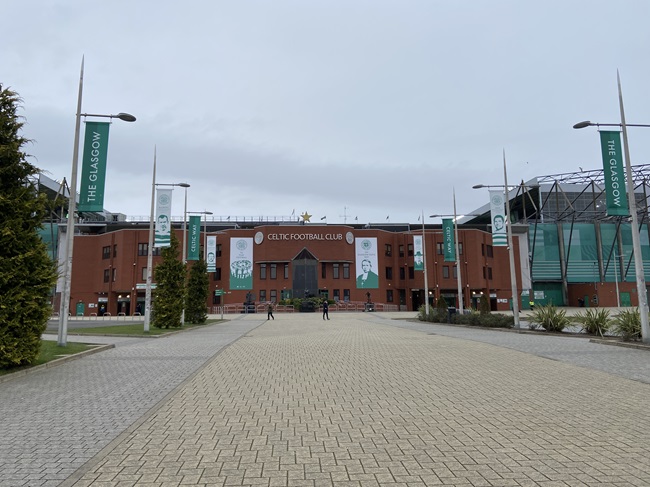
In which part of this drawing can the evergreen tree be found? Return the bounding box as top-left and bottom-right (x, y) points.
(479, 294), (491, 315)
(0, 85), (57, 368)
(185, 258), (208, 324)
(152, 232), (184, 328)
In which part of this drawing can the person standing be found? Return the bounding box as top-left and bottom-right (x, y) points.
(267, 302), (274, 320)
(322, 300), (329, 320)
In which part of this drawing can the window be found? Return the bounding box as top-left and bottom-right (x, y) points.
(284, 264), (289, 279)
(333, 264), (340, 279)
(443, 266), (450, 278)
(259, 290), (266, 302)
(216, 244), (222, 257)
(104, 269), (110, 283)
(488, 267), (493, 280)
(322, 262), (327, 279)
(113, 245), (117, 258)
(138, 243), (147, 256)
(152, 247), (161, 256)
(212, 294), (221, 305)
(458, 242), (463, 255)
(212, 268), (222, 281)
(486, 245), (494, 258)
(408, 266), (414, 279)
(333, 289), (340, 301)
(112, 268), (117, 282)
(343, 289), (350, 302)
(481, 243), (485, 256)
(102, 246), (111, 259)
(399, 267), (405, 280)
(399, 245), (405, 257)
(260, 264), (267, 279)
(408, 244), (414, 256)
(270, 290), (277, 302)
(436, 242), (444, 255)
(343, 263), (350, 279)
(270, 264), (277, 279)
(385, 267), (393, 279)
(385, 244), (392, 256)
(453, 266), (457, 279)
(386, 290), (394, 302)
(141, 267), (147, 281)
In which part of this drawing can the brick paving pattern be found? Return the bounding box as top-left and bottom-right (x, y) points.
(64, 314), (650, 486)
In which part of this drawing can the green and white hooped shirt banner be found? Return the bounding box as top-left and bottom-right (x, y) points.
(154, 189), (172, 248)
(413, 235), (424, 271)
(230, 238), (253, 290)
(489, 190), (507, 247)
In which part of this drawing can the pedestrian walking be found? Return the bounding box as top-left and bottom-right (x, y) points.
(267, 302), (274, 320)
(322, 300), (329, 320)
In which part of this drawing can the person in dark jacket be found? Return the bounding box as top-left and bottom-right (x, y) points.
(322, 300), (329, 320)
(267, 302), (274, 320)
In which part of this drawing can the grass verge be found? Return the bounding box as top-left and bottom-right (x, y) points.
(68, 319), (224, 336)
(0, 340), (95, 377)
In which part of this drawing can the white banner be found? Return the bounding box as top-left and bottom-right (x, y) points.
(489, 190), (507, 247)
(154, 188), (172, 247)
(413, 235), (423, 271)
(206, 235), (217, 272)
(355, 237), (379, 289)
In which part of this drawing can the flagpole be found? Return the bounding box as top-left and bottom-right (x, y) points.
(58, 57), (84, 347)
(422, 210), (429, 315)
(504, 150), (520, 328)
(453, 190), (463, 312)
(618, 71), (650, 342)
(144, 148), (156, 332)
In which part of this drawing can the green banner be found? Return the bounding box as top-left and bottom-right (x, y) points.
(78, 121), (110, 212)
(187, 216), (201, 260)
(442, 218), (455, 261)
(230, 238), (253, 289)
(599, 131), (629, 216)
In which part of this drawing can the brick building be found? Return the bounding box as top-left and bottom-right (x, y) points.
(55, 222), (522, 316)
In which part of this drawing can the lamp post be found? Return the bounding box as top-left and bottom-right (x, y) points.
(420, 210), (429, 315)
(473, 153), (521, 328)
(58, 58), (136, 346)
(431, 204), (479, 315)
(573, 75), (650, 343)
(143, 151), (189, 332)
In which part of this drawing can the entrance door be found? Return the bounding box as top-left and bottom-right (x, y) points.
(411, 290), (422, 310)
(292, 248), (319, 298)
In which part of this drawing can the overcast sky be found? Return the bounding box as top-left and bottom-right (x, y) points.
(4, 0), (650, 224)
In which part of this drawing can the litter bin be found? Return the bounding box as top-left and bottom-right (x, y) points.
(364, 303), (375, 312)
(447, 306), (457, 323)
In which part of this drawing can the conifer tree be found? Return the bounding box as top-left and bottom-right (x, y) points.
(185, 258), (208, 324)
(0, 85), (57, 368)
(152, 232), (184, 328)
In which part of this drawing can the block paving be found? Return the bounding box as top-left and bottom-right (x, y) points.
(55, 313), (650, 487)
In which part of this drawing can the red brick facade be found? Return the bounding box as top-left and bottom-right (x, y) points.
(59, 224), (522, 316)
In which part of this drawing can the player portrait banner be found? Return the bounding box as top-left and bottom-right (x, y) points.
(187, 215), (201, 261)
(355, 237), (379, 289)
(206, 236), (217, 272)
(78, 121), (110, 212)
(154, 189), (172, 248)
(413, 235), (424, 271)
(442, 218), (455, 262)
(599, 131), (629, 216)
(230, 237), (253, 289)
(489, 190), (507, 247)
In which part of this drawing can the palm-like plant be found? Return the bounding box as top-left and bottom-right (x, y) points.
(574, 308), (610, 337)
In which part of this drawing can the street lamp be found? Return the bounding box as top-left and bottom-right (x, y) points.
(573, 73), (650, 343)
(58, 58), (136, 346)
(431, 206), (480, 315)
(143, 151), (189, 332)
(473, 153), (520, 328)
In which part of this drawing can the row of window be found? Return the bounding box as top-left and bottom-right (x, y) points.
(103, 243), (226, 259)
(384, 243), (466, 257)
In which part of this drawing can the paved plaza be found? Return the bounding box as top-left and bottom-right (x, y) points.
(1, 313), (649, 486)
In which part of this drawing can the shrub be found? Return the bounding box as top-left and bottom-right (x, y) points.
(453, 311), (513, 328)
(529, 304), (570, 332)
(611, 308), (642, 341)
(574, 308), (610, 337)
